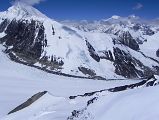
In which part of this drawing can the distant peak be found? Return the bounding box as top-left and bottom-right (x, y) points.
(12, 1), (29, 6)
(101, 15), (121, 22)
(111, 15), (121, 19)
(128, 15), (140, 19)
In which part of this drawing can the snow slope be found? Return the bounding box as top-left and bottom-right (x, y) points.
(0, 45), (139, 118)
(1, 75), (159, 120)
(79, 81), (159, 120)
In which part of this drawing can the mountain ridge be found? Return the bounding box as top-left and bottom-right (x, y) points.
(0, 3), (159, 79)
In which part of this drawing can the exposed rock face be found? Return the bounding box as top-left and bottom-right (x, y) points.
(133, 23), (141, 31)
(0, 19), (9, 33)
(0, 19), (46, 60)
(133, 23), (155, 36)
(108, 75), (157, 92)
(78, 66), (96, 77)
(85, 40), (100, 62)
(0, 19), (65, 72)
(113, 47), (142, 78)
(118, 31), (139, 51)
(8, 91), (47, 115)
(157, 49), (159, 57)
(100, 50), (114, 61)
(113, 47), (154, 78)
(99, 47), (155, 79)
(142, 26), (155, 36)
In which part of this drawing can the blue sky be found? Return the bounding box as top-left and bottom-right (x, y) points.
(0, 0), (159, 20)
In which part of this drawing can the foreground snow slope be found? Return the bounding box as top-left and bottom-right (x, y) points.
(1, 77), (159, 120)
(85, 83), (159, 120)
(0, 45), (138, 118)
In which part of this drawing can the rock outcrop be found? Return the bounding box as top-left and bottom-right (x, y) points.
(8, 91), (47, 115)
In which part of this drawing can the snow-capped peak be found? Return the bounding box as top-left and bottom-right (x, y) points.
(111, 15), (121, 19)
(102, 15), (121, 22)
(0, 2), (47, 19)
(128, 15), (140, 20)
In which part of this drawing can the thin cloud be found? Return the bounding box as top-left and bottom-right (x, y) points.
(133, 3), (143, 10)
(13, 0), (45, 6)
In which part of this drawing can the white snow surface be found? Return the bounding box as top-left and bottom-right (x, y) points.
(0, 45), (139, 119)
(140, 32), (159, 59)
(1, 57), (159, 120)
(84, 82), (159, 120)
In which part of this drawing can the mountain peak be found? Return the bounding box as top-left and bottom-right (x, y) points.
(128, 15), (140, 20)
(102, 15), (121, 22)
(111, 15), (121, 19)
(0, 2), (47, 19)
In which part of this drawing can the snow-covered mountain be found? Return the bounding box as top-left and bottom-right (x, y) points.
(1, 39), (157, 120)
(0, 2), (119, 79)
(0, 38), (159, 119)
(0, 2), (159, 79)
(1, 2), (159, 120)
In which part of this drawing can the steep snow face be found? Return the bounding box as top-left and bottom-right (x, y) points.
(140, 32), (159, 59)
(62, 16), (159, 78)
